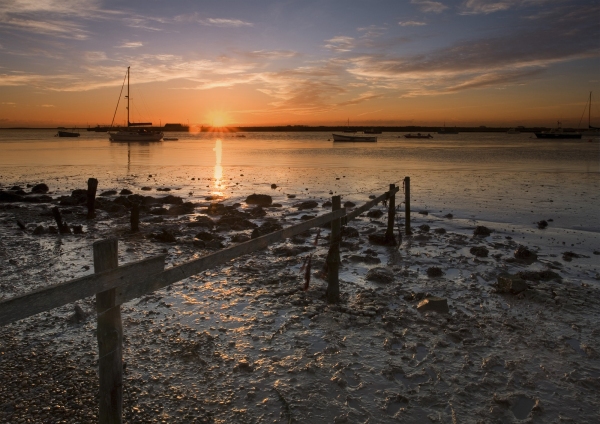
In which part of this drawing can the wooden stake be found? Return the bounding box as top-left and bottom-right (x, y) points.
(94, 239), (123, 424)
(326, 195), (341, 303)
(130, 203), (139, 232)
(385, 183), (396, 245)
(51, 206), (70, 234)
(87, 178), (98, 219)
(404, 177), (411, 236)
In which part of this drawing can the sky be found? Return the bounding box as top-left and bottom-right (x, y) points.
(0, 0), (599, 127)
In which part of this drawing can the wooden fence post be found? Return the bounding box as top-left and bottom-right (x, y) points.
(404, 177), (411, 236)
(94, 239), (123, 424)
(385, 183), (396, 245)
(326, 196), (341, 303)
(87, 178), (98, 219)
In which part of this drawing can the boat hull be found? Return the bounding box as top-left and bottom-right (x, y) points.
(332, 134), (377, 142)
(534, 132), (581, 139)
(57, 131), (80, 137)
(109, 131), (164, 142)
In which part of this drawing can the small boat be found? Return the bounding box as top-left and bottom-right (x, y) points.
(163, 137), (179, 141)
(55, 130), (80, 137)
(342, 118), (356, 133)
(438, 124), (459, 134)
(404, 133), (432, 139)
(108, 67), (163, 142)
(332, 133), (377, 142)
(534, 122), (581, 139)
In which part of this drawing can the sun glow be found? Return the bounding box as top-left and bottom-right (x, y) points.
(208, 111), (229, 128)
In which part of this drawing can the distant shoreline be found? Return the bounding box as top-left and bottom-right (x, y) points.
(0, 125), (564, 133)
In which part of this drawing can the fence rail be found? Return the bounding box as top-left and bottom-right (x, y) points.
(0, 179), (408, 423)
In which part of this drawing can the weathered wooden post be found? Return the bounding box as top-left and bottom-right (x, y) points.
(384, 183), (396, 245)
(51, 206), (70, 234)
(94, 239), (123, 424)
(404, 176), (411, 235)
(326, 195), (341, 303)
(130, 203), (139, 232)
(87, 178), (98, 219)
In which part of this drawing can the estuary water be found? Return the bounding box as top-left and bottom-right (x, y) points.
(1, 129), (598, 233)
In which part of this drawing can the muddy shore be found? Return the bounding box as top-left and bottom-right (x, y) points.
(1, 180), (599, 423)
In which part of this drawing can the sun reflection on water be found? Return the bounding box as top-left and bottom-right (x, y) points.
(213, 139), (223, 197)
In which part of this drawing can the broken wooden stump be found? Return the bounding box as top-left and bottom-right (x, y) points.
(87, 178), (98, 219)
(51, 206), (71, 234)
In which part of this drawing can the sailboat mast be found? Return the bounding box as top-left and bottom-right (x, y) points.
(126, 66), (130, 127)
(589, 91), (592, 128)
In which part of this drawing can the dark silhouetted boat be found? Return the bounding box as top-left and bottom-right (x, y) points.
(534, 122), (581, 139)
(55, 130), (80, 137)
(332, 133), (377, 142)
(404, 133), (432, 139)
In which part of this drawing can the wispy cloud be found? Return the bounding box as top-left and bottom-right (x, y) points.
(2, 101), (16, 105)
(411, 0), (449, 13)
(117, 41), (143, 48)
(324, 36), (355, 52)
(399, 21), (427, 26)
(174, 13), (253, 27)
(238, 50), (299, 59)
(40, 104), (55, 107)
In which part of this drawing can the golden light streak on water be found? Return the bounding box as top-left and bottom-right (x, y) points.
(213, 138), (223, 196)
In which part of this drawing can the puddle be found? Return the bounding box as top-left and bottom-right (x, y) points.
(565, 338), (586, 356)
(511, 395), (535, 420)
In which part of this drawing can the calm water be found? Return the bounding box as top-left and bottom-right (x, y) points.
(1, 129), (599, 232)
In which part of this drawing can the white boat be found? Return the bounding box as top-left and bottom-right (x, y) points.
(332, 133), (377, 142)
(108, 67), (163, 142)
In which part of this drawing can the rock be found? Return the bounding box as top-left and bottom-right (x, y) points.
(537, 220), (548, 229)
(444, 213), (453, 219)
(206, 239), (224, 249)
(31, 183), (49, 193)
(294, 200), (318, 210)
(99, 190), (117, 196)
(195, 231), (221, 242)
(346, 255), (381, 264)
(368, 233), (395, 246)
(417, 297), (449, 313)
(322, 200), (332, 207)
(367, 209), (384, 218)
(251, 221), (283, 238)
(474, 225), (493, 236)
(249, 206), (266, 218)
(514, 245), (537, 262)
(245, 194), (272, 206)
(231, 233), (251, 243)
(517, 270), (561, 281)
(426, 267), (443, 277)
(0, 191), (24, 202)
(343, 201), (356, 208)
(157, 187), (171, 191)
(562, 251), (585, 261)
(120, 188), (133, 195)
(496, 275), (528, 294)
(150, 207), (168, 215)
(141, 186), (152, 191)
(154, 229), (176, 243)
(167, 202), (195, 215)
(157, 195), (183, 205)
(366, 267), (395, 284)
(271, 184), (277, 189)
(342, 226), (359, 238)
(32, 225), (46, 235)
(470, 246), (489, 257)
(419, 224), (430, 232)
(287, 194), (296, 198)
(217, 216), (257, 231)
(272, 245), (313, 257)
(72, 225), (84, 234)
(434, 228), (446, 234)
(68, 304), (89, 324)
(186, 216), (214, 229)
(418, 210), (429, 215)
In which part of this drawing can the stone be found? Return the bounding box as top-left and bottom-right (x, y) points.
(368, 233), (395, 246)
(99, 190), (117, 196)
(434, 228), (446, 234)
(496, 275), (528, 294)
(251, 221), (283, 238)
(366, 267), (395, 284)
(294, 200), (318, 210)
(444, 213), (453, 219)
(342, 226), (359, 238)
(419, 224), (430, 232)
(154, 229), (176, 243)
(367, 209), (384, 218)
(474, 226), (493, 236)
(426, 267), (443, 277)
(343, 201), (356, 208)
(31, 183), (49, 194)
(231, 233), (251, 243)
(270, 184), (277, 189)
(514, 245), (537, 262)
(470, 246), (489, 257)
(245, 194), (272, 206)
(537, 220), (548, 229)
(120, 188), (133, 195)
(417, 297), (449, 313)
(186, 216), (214, 229)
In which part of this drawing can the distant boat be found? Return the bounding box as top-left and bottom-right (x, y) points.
(438, 124), (459, 134)
(534, 122), (581, 139)
(342, 118), (356, 133)
(506, 128), (520, 134)
(404, 133), (432, 139)
(581, 92), (600, 138)
(108, 67), (163, 142)
(55, 130), (80, 137)
(163, 137), (179, 141)
(364, 128), (382, 134)
(332, 133), (377, 142)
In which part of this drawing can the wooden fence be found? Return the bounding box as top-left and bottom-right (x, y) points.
(0, 177), (411, 423)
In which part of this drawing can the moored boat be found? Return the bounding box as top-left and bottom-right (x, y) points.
(534, 122), (581, 139)
(332, 133), (377, 142)
(108, 67), (163, 142)
(404, 133), (432, 139)
(55, 130), (80, 137)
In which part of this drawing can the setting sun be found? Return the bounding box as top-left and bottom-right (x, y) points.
(208, 111), (229, 128)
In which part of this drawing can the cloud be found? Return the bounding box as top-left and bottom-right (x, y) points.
(117, 41), (143, 48)
(83, 51), (107, 62)
(239, 50), (299, 59)
(40, 104), (55, 107)
(411, 0), (449, 13)
(2, 102), (16, 105)
(324, 36), (355, 52)
(174, 13), (253, 27)
(399, 21), (427, 26)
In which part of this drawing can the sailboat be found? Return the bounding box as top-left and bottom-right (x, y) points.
(582, 92), (600, 138)
(108, 67), (163, 142)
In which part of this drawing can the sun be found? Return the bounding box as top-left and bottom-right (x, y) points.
(208, 111), (229, 128)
